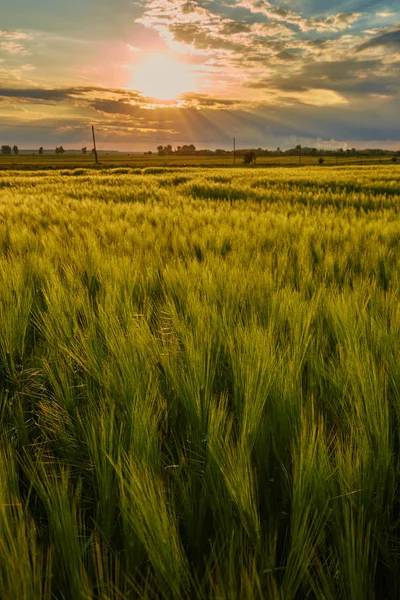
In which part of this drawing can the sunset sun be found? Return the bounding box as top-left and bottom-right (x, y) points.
(132, 54), (196, 101)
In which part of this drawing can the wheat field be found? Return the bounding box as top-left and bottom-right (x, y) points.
(1, 165), (400, 599)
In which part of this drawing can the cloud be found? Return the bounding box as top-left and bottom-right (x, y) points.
(220, 21), (251, 35)
(169, 22), (245, 52)
(0, 30), (30, 41)
(180, 92), (242, 107)
(237, 1), (361, 33)
(0, 86), (144, 104)
(246, 57), (400, 99)
(0, 88), (73, 101)
(358, 27), (400, 50)
(376, 11), (396, 18)
(133, 0), (372, 102)
(275, 50), (299, 61)
(0, 41), (29, 55)
(0, 29), (30, 54)
(0, 85), (249, 122)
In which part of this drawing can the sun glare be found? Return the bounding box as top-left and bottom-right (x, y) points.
(132, 54), (196, 101)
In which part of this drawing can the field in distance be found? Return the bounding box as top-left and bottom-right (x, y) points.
(1, 165), (400, 599)
(0, 151), (396, 169)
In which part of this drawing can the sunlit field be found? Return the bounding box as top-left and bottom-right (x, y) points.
(1, 165), (400, 599)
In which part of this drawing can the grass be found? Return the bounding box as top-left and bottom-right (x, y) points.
(0, 164), (400, 598)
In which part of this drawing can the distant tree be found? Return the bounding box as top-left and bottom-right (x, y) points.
(12, 145), (19, 155)
(81, 147), (87, 155)
(58, 146), (65, 154)
(178, 144), (196, 156)
(157, 145), (166, 156)
(243, 150), (256, 164)
(1, 145), (12, 155)
(318, 157), (325, 164)
(91, 148), (96, 155)
(392, 156), (397, 163)
(39, 147), (43, 155)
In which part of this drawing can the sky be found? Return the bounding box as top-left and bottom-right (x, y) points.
(0, 0), (399, 150)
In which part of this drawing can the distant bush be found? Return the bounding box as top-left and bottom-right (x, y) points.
(243, 151), (256, 164)
(318, 157), (325, 164)
(392, 156), (397, 163)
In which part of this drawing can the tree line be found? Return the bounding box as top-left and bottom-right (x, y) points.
(1, 145), (96, 155)
(150, 144), (400, 159)
(1, 143), (399, 159)
(1, 145), (19, 155)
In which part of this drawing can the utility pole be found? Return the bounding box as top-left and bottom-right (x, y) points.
(92, 125), (99, 164)
(233, 137), (236, 165)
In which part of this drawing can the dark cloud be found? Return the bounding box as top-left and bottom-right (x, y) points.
(0, 86), (144, 104)
(181, 1), (197, 14)
(0, 88), (73, 101)
(0, 86), (246, 116)
(169, 23), (245, 52)
(220, 22), (251, 35)
(247, 58), (400, 97)
(276, 50), (299, 61)
(290, 0), (396, 15)
(267, 101), (400, 142)
(180, 93), (240, 107)
(358, 27), (400, 50)
(89, 99), (143, 116)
